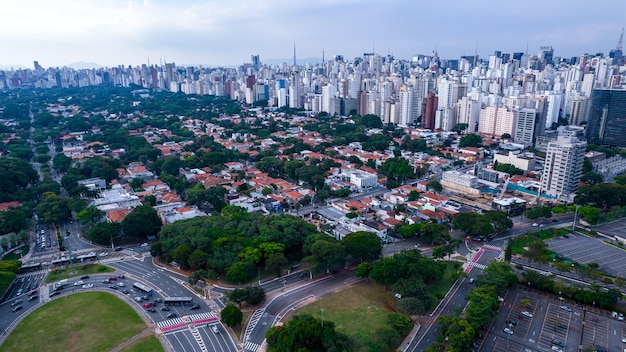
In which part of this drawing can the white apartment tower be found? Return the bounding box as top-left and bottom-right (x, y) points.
(398, 85), (415, 126)
(513, 108), (537, 146)
(541, 136), (586, 203)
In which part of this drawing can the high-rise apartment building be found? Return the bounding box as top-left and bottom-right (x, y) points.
(513, 108), (537, 146)
(541, 136), (586, 203)
(586, 89), (626, 147)
(421, 93), (438, 129)
(478, 106), (515, 137)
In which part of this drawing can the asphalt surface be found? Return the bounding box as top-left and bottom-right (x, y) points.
(546, 234), (626, 277)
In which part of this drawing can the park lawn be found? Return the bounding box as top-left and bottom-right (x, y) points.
(0, 291), (146, 352)
(120, 334), (164, 352)
(428, 261), (463, 301)
(3, 245), (29, 260)
(45, 263), (114, 283)
(297, 281), (398, 352)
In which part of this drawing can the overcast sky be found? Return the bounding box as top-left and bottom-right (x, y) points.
(1, 0), (625, 68)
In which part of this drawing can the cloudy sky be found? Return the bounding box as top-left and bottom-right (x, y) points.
(1, 0), (625, 68)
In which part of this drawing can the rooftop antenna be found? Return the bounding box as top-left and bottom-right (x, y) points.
(617, 26), (624, 51)
(322, 49), (325, 65)
(293, 43), (297, 66)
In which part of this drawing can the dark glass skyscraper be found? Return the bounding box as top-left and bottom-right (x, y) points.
(586, 89), (626, 147)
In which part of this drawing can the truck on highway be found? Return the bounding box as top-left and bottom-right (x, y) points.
(53, 279), (68, 291)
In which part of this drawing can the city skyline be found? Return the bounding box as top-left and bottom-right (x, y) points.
(1, 0), (625, 68)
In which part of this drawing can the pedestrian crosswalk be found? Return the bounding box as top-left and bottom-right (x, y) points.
(188, 312), (216, 322)
(157, 317), (187, 328)
(17, 269), (48, 278)
(244, 341), (260, 352)
(482, 244), (502, 252)
(469, 262), (487, 270)
(99, 256), (132, 264)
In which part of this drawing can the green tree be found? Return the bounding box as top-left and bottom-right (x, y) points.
(187, 249), (209, 270)
(355, 262), (372, 280)
(221, 305), (243, 327)
(452, 212), (494, 237)
(225, 261), (256, 283)
(52, 153), (72, 173)
(309, 240), (346, 273)
(36, 193), (72, 225)
(246, 286), (266, 305)
(379, 157), (415, 189)
(458, 133), (482, 148)
(172, 244), (194, 269)
(265, 314), (351, 352)
(228, 288), (249, 308)
(265, 253), (289, 277)
(86, 221), (120, 246)
(121, 205), (162, 241)
(341, 231), (382, 262)
(426, 180), (443, 193)
(75, 206), (105, 226)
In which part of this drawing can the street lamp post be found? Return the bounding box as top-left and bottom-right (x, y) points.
(572, 205), (579, 232)
(321, 308), (325, 330)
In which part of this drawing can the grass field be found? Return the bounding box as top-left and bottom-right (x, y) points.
(0, 291), (147, 352)
(295, 261), (460, 352)
(120, 334), (164, 352)
(429, 261), (463, 300)
(45, 263), (114, 283)
(297, 281), (399, 352)
(2, 245), (29, 260)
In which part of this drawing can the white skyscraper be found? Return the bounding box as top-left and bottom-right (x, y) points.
(513, 108), (537, 146)
(541, 136), (586, 203)
(478, 106), (516, 137)
(398, 85), (415, 126)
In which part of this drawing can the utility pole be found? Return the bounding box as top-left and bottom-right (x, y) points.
(320, 308), (325, 330)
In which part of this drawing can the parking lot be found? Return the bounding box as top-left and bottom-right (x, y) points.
(475, 286), (626, 352)
(595, 217), (626, 239)
(545, 233), (626, 277)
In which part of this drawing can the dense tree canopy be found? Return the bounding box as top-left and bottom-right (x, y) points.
(266, 314), (353, 352)
(341, 231), (382, 262)
(458, 133), (482, 148)
(379, 157), (415, 189)
(121, 205), (162, 241)
(0, 157), (38, 202)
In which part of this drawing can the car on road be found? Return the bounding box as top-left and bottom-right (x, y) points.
(557, 323), (567, 329)
(154, 298), (162, 303)
(16, 288), (23, 296)
(99, 252), (108, 257)
(49, 291), (60, 298)
(190, 304), (200, 310)
(30, 284), (37, 290)
(114, 247), (123, 251)
(122, 290), (130, 295)
(166, 313), (177, 319)
(108, 276), (117, 281)
(560, 305), (572, 312)
(74, 280), (84, 286)
(12, 305), (22, 312)
(117, 275), (125, 279)
(117, 282), (125, 287)
(82, 284), (93, 289)
(142, 295), (150, 301)
(143, 303), (151, 308)
(28, 295), (38, 301)
(551, 339), (564, 347)
(211, 325), (219, 334)
(102, 279), (110, 283)
(471, 342), (479, 348)
(11, 299), (22, 306)
(80, 275), (90, 279)
(503, 327), (514, 335)
(147, 307), (156, 313)
(469, 278), (475, 284)
(532, 223), (538, 227)
(108, 285), (118, 289)
(521, 311), (533, 318)
(551, 346), (563, 352)
(161, 306), (170, 311)
(620, 313), (625, 321)
(134, 297), (142, 302)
